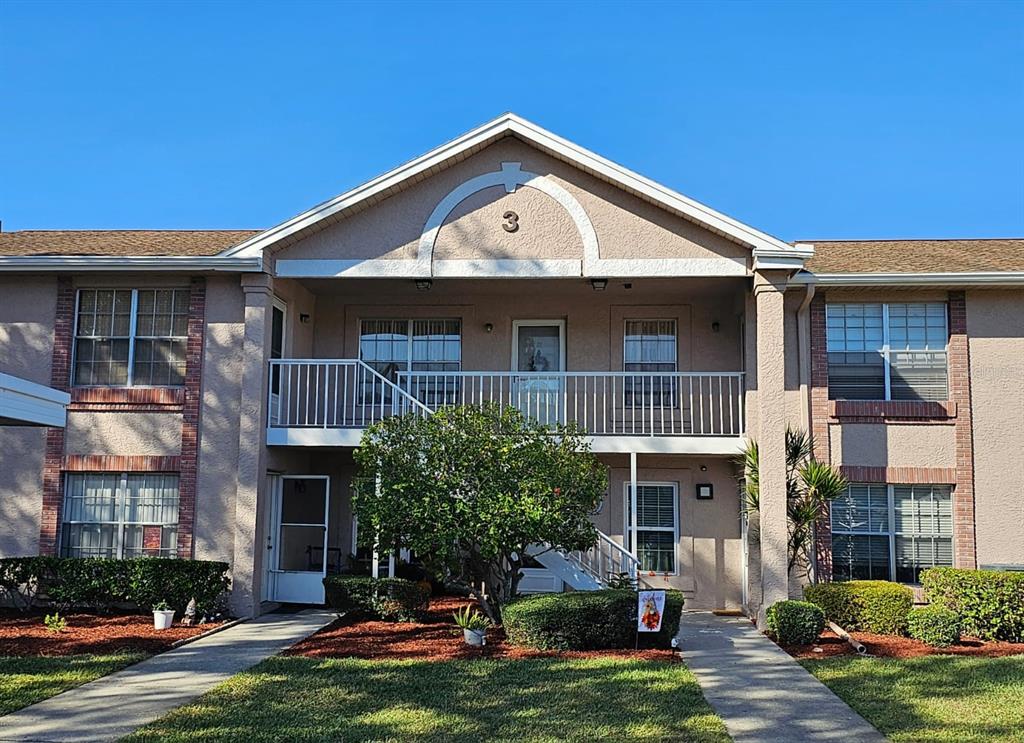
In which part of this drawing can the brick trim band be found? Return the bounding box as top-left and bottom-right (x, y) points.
(839, 465), (957, 484)
(829, 400), (957, 422)
(948, 291), (977, 569)
(69, 387), (184, 412)
(39, 277), (75, 556)
(62, 455), (182, 472)
(176, 277), (206, 558)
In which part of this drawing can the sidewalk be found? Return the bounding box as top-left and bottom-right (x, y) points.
(0, 609), (336, 743)
(676, 612), (886, 743)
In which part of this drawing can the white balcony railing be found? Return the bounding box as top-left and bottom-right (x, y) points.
(268, 361), (744, 437)
(398, 370), (744, 436)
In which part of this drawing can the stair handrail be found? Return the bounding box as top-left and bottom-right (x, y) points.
(565, 529), (642, 587)
(353, 360), (435, 417)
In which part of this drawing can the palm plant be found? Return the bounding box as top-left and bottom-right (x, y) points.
(739, 427), (847, 579)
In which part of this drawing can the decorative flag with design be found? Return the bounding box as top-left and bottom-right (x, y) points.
(637, 589), (666, 632)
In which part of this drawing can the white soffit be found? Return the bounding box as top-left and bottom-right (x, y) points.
(223, 113), (807, 272)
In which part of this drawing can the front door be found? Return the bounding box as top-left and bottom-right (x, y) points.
(512, 320), (565, 425)
(267, 475), (330, 604)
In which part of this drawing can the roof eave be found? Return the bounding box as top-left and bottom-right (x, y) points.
(0, 255), (264, 272)
(794, 270), (1024, 287)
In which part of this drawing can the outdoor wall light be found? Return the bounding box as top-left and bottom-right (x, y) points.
(299, 313), (311, 324)
(711, 321), (720, 333)
(700, 464), (708, 472)
(415, 279), (432, 291)
(484, 323), (494, 333)
(590, 278), (608, 291)
(696, 483), (713, 500)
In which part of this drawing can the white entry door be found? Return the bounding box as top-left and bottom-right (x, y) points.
(268, 475), (330, 604)
(512, 320), (565, 425)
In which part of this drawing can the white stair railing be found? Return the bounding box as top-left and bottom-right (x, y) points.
(566, 530), (643, 587)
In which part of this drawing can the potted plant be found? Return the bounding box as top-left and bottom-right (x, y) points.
(453, 605), (491, 646)
(152, 601), (176, 630)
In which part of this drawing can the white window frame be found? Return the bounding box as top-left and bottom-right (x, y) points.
(830, 483), (954, 583)
(60, 471), (180, 559)
(825, 302), (948, 401)
(71, 287), (190, 388)
(623, 481), (679, 576)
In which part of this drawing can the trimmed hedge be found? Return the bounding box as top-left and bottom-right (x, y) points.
(502, 590), (684, 650)
(322, 575), (430, 622)
(766, 600), (825, 646)
(0, 556), (230, 614)
(921, 567), (1024, 642)
(803, 580), (913, 635)
(907, 605), (961, 647)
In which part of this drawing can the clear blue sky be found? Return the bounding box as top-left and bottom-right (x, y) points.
(1, 1), (1022, 240)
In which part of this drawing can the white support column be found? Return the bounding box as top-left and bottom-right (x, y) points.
(629, 450), (638, 579)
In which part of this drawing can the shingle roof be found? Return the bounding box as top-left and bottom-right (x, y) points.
(804, 239), (1024, 274)
(0, 230), (262, 257)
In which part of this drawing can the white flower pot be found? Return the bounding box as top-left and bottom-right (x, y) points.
(153, 610), (175, 630)
(463, 628), (486, 646)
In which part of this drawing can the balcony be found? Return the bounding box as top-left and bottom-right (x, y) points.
(267, 359), (746, 453)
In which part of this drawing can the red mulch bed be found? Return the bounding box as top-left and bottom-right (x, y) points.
(786, 628), (1024, 660)
(0, 610), (223, 656)
(288, 596), (676, 662)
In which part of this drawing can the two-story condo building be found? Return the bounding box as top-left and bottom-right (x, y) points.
(2, 115), (1021, 619)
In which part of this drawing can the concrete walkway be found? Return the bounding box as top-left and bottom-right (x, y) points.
(677, 612), (886, 743)
(0, 609), (336, 743)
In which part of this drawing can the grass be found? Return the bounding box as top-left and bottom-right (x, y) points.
(124, 655), (729, 743)
(802, 655), (1024, 742)
(0, 652), (146, 716)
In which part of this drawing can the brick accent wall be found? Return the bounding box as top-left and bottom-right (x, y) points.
(62, 455), (181, 472)
(839, 465), (957, 485)
(69, 387), (184, 412)
(177, 277), (206, 558)
(39, 277), (75, 555)
(809, 293), (832, 580)
(948, 291), (977, 569)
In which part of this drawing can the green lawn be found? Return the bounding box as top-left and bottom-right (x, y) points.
(802, 655), (1024, 742)
(0, 653), (146, 716)
(124, 655), (729, 743)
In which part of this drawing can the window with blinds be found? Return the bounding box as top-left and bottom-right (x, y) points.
(73, 288), (189, 387)
(359, 319), (461, 405)
(830, 483), (952, 583)
(624, 319), (678, 406)
(61, 473), (180, 559)
(826, 303), (948, 401)
(625, 483), (678, 574)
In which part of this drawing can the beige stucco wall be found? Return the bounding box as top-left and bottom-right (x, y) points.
(829, 423), (956, 469)
(273, 138), (749, 266)
(0, 275), (56, 557)
(967, 288), (1024, 568)
(64, 412), (182, 456)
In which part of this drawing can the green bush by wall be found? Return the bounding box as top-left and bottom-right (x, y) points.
(766, 600), (826, 645)
(803, 580), (913, 635)
(0, 556), (230, 614)
(502, 590), (684, 650)
(322, 575), (430, 622)
(907, 605), (961, 647)
(921, 567), (1024, 642)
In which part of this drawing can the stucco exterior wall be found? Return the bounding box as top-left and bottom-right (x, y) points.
(273, 138), (749, 266)
(829, 423), (956, 469)
(967, 288), (1024, 568)
(64, 412), (183, 456)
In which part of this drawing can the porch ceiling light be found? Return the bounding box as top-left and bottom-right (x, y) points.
(415, 279), (433, 291)
(590, 278), (608, 291)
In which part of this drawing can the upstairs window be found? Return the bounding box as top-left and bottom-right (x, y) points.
(831, 483), (953, 583)
(624, 319), (678, 406)
(359, 319), (461, 405)
(73, 288), (189, 386)
(826, 303), (948, 401)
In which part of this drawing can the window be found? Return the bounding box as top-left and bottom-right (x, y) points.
(831, 483), (953, 583)
(73, 288), (189, 386)
(826, 303), (948, 401)
(61, 473), (179, 558)
(624, 320), (678, 405)
(359, 319), (461, 404)
(625, 483), (679, 574)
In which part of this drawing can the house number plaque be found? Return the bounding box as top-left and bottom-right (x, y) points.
(502, 210), (519, 232)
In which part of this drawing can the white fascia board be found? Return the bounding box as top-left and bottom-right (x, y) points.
(587, 435), (747, 455)
(801, 271), (1024, 287)
(275, 259), (430, 278)
(752, 243), (814, 272)
(0, 255), (263, 273)
(266, 428), (366, 447)
(586, 257), (748, 277)
(0, 372), (70, 427)
(432, 259), (582, 278)
(223, 113), (801, 260)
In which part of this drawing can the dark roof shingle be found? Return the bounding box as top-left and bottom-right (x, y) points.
(804, 239), (1024, 274)
(0, 230), (262, 257)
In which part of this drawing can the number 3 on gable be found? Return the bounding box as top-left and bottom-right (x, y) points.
(502, 210), (519, 233)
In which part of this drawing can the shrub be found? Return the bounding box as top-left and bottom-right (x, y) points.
(502, 590), (684, 650)
(921, 567), (1024, 642)
(44, 612), (67, 633)
(907, 605), (961, 647)
(0, 556), (230, 615)
(804, 580), (913, 635)
(766, 600), (825, 645)
(322, 575), (430, 622)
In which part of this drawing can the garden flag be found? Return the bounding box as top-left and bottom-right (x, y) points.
(637, 590), (666, 632)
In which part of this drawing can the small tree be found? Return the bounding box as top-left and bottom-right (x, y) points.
(739, 427), (847, 579)
(353, 403), (607, 623)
